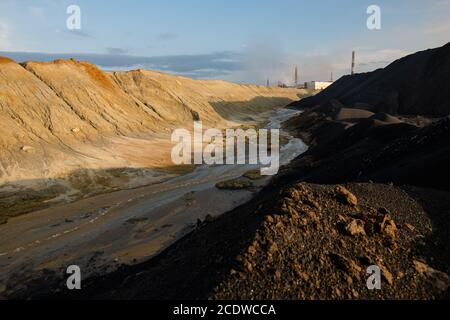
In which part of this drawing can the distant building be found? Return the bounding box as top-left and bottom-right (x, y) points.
(305, 81), (332, 90)
(277, 81), (288, 88)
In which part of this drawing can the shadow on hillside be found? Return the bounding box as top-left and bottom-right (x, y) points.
(0, 95), (307, 225)
(402, 187), (450, 284)
(210, 96), (298, 122)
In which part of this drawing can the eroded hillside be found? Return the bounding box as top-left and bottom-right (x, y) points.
(0, 57), (304, 220)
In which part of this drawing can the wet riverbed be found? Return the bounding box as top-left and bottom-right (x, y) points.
(0, 108), (307, 296)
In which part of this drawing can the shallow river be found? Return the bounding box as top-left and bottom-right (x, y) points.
(0, 108), (307, 294)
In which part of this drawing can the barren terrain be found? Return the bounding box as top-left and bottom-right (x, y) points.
(0, 57), (305, 222)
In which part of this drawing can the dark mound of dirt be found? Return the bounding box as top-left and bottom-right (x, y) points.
(21, 183), (450, 300)
(290, 42), (450, 117)
(280, 105), (450, 192)
(210, 183), (450, 300)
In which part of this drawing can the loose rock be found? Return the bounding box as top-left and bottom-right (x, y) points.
(345, 219), (366, 237)
(335, 186), (358, 206)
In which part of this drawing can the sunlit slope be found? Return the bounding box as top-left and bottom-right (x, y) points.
(0, 57), (304, 184)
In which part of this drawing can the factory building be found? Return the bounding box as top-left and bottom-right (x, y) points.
(305, 81), (333, 90)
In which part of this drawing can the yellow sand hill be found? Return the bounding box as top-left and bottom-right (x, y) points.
(0, 57), (304, 187)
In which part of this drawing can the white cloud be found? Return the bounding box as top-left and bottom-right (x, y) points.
(255, 47), (408, 85)
(216, 41), (411, 85)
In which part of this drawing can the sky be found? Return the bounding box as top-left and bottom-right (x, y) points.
(0, 0), (449, 84)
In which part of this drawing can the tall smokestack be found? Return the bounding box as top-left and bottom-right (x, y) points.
(267, 79), (270, 87)
(351, 51), (356, 75)
(294, 66), (298, 86)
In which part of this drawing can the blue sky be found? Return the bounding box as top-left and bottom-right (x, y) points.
(0, 0), (449, 83)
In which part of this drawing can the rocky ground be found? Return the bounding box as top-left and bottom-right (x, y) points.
(19, 182), (449, 300)
(4, 43), (450, 300)
(210, 183), (450, 300)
